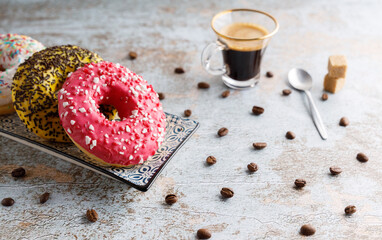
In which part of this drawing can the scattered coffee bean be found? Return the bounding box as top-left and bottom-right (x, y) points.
(345, 205), (357, 215)
(300, 224), (316, 236)
(266, 71), (274, 78)
(206, 156), (217, 165)
(286, 131), (296, 140)
(128, 51), (137, 60)
(339, 117), (349, 127)
(221, 90), (230, 98)
(174, 67), (185, 74)
(322, 93), (328, 101)
(40, 192), (50, 204)
(1, 198), (14, 207)
(294, 179), (306, 188)
(217, 127), (228, 137)
(253, 142), (267, 150)
(282, 89), (291, 96)
(86, 209), (98, 222)
(158, 92), (165, 100)
(220, 187), (234, 198)
(184, 109), (192, 117)
(11, 167), (26, 178)
(329, 166), (342, 175)
(252, 106), (264, 115)
(197, 228), (212, 239)
(165, 194), (178, 205)
(198, 82), (210, 89)
(356, 152), (368, 162)
(247, 163), (258, 173)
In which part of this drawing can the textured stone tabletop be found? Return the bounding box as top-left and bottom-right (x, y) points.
(1, 0), (382, 239)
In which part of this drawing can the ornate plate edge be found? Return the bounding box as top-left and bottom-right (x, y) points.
(142, 121), (199, 191)
(0, 118), (200, 192)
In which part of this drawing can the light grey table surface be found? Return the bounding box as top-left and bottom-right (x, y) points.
(1, 0), (382, 239)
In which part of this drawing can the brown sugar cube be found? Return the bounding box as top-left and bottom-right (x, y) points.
(324, 74), (345, 93)
(328, 55), (347, 78)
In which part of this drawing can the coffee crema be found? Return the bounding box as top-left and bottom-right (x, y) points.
(219, 22), (269, 81)
(220, 22), (268, 51)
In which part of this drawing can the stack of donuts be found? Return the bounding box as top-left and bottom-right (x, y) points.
(1, 34), (166, 167)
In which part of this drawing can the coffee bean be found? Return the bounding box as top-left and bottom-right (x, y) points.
(300, 224), (316, 236)
(329, 166), (342, 175)
(247, 163), (258, 172)
(198, 82), (210, 89)
(86, 209), (98, 222)
(356, 152), (368, 162)
(206, 156), (217, 165)
(266, 71), (274, 78)
(339, 117), (349, 127)
(158, 92), (165, 100)
(345, 205), (357, 214)
(1, 198), (14, 207)
(165, 194), (178, 205)
(40, 192), (50, 204)
(11, 167), (26, 178)
(174, 67), (185, 74)
(197, 228), (211, 239)
(252, 106), (264, 115)
(286, 131), (296, 140)
(220, 187), (234, 198)
(294, 179), (306, 188)
(217, 127), (228, 137)
(184, 109), (192, 117)
(128, 51), (137, 60)
(282, 89), (291, 96)
(253, 142), (267, 150)
(322, 93), (328, 101)
(221, 90), (230, 98)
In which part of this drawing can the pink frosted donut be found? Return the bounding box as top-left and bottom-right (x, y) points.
(58, 61), (166, 166)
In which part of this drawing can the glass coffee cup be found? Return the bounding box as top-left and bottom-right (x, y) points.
(201, 9), (279, 89)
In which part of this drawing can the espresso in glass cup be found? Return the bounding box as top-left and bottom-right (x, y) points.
(202, 9), (279, 89)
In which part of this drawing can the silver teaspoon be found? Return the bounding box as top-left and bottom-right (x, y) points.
(288, 68), (328, 140)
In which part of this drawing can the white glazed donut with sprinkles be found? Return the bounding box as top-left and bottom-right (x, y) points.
(0, 34), (44, 115)
(58, 61), (166, 167)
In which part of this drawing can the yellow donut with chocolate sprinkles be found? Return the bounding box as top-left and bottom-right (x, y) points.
(12, 45), (113, 142)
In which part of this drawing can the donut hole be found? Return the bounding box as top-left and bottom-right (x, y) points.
(0, 60), (13, 71)
(98, 87), (139, 121)
(99, 104), (118, 121)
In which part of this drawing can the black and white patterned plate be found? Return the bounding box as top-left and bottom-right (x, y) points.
(0, 112), (199, 191)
